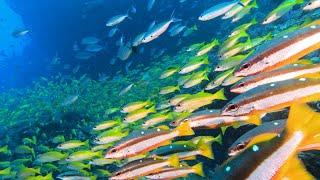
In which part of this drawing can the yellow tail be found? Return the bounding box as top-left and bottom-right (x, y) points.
(175, 122), (195, 136)
(246, 115), (262, 125)
(192, 163), (205, 177)
(197, 139), (214, 159)
(286, 104), (320, 149)
(274, 157), (314, 180)
(213, 89), (227, 100)
(167, 154), (180, 168)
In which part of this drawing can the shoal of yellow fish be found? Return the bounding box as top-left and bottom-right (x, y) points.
(2, 1), (320, 180)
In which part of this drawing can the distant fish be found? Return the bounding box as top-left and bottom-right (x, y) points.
(61, 95), (79, 106)
(132, 32), (145, 46)
(85, 44), (104, 52)
(72, 65), (80, 74)
(74, 51), (93, 60)
(262, 0), (304, 24)
(119, 83), (134, 96)
(72, 42), (80, 51)
(81, 36), (100, 45)
(182, 25), (197, 37)
(147, 0), (156, 11)
(198, 1), (239, 21)
(303, 0), (320, 11)
(116, 35), (124, 46)
(131, 5), (137, 14)
(106, 11), (130, 27)
(125, 61), (133, 74)
(142, 12), (180, 43)
(108, 27), (119, 37)
(12, 29), (29, 38)
(117, 42), (132, 60)
(147, 21), (156, 31)
(110, 57), (117, 65)
(170, 25), (186, 36)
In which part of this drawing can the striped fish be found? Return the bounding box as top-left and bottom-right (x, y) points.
(234, 25), (320, 77)
(110, 154), (179, 180)
(231, 63), (320, 93)
(222, 78), (320, 116)
(213, 104), (320, 179)
(146, 163), (204, 179)
(105, 122), (194, 159)
(228, 119), (286, 156)
(171, 109), (261, 129)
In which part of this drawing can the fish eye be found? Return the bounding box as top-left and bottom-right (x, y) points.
(226, 104), (239, 112)
(114, 172), (121, 176)
(236, 143), (245, 150)
(110, 148), (117, 153)
(238, 83), (245, 87)
(240, 63), (251, 70)
(308, 2), (312, 5)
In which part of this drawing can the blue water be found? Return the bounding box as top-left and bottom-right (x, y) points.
(0, 0), (280, 90)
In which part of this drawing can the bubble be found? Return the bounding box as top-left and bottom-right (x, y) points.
(252, 145), (259, 152)
(225, 166), (231, 172)
(299, 78), (306, 81)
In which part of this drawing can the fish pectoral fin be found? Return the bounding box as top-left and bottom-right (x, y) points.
(274, 157), (314, 180)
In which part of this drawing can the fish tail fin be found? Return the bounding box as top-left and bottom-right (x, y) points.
(296, 59), (313, 65)
(197, 139), (214, 159)
(31, 148), (35, 159)
(148, 105), (156, 113)
(265, 32), (273, 40)
(44, 173), (53, 180)
(192, 163), (205, 177)
(170, 9), (181, 22)
(95, 151), (103, 158)
(221, 126), (228, 135)
(167, 154), (180, 168)
(286, 104), (320, 148)
(251, 0), (258, 8)
(251, 18), (257, 25)
(246, 115), (262, 125)
(239, 30), (249, 37)
(295, 0), (304, 4)
(174, 122), (194, 136)
(213, 89), (227, 100)
(193, 25), (198, 30)
(214, 39), (220, 45)
(203, 57), (210, 64)
(214, 134), (223, 145)
(275, 157), (314, 180)
(86, 163), (91, 170)
(84, 140), (90, 147)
